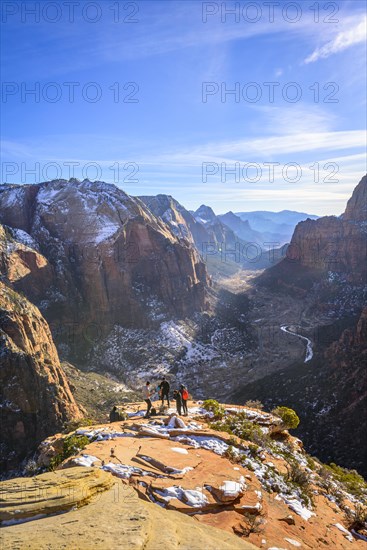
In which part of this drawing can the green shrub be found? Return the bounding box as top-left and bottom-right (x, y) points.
(209, 421), (232, 434)
(49, 434), (90, 470)
(322, 478), (344, 506)
(233, 513), (265, 537)
(347, 503), (367, 531)
(248, 443), (260, 457)
(232, 413), (268, 445)
(325, 463), (367, 498)
(272, 406), (300, 430)
(202, 399), (225, 419)
(305, 454), (316, 471)
(286, 462), (310, 488)
(210, 411), (270, 446)
(23, 459), (40, 477)
(224, 445), (241, 464)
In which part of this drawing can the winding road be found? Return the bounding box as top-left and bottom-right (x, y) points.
(280, 325), (313, 363)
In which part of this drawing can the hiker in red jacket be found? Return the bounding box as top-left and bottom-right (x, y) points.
(180, 384), (189, 416)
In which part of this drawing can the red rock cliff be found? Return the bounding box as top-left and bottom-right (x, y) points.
(281, 175), (367, 284)
(0, 282), (82, 469)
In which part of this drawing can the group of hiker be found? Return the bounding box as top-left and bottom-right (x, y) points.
(144, 377), (189, 418)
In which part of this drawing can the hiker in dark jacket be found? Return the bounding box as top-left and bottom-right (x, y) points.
(109, 406), (119, 423)
(159, 377), (170, 406)
(180, 384), (189, 416)
(173, 389), (182, 416)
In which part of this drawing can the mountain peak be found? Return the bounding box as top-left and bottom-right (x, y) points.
(343, 174), (367, 222)
(195, 204), (217, 224)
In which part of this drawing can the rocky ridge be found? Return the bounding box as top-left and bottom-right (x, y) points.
(1, 402), (366, 549)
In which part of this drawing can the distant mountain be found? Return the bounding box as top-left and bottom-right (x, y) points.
(235, 210), (319, 245)
(139, 196), (246, 277)
(192, 204), (244, 251)
(193, 204), (217, 225)
(217, 211), (263, 244)
(140, 197), (284, 275)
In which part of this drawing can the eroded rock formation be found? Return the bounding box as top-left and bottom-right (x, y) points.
(283, 175), (367, 284)
(0, 282), (82, 469)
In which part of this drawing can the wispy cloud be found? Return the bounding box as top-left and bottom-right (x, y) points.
(305, 15), (367, 63)
(2, 128), (366, 169)
(172, 130), (366, 162)
(252, 104), (337, 135)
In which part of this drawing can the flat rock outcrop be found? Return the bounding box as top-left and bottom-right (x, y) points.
(0, 467), (114, 523)
(0, 467), (257, 550)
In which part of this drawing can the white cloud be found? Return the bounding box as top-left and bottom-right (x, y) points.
(305, 16), (367, 63)
(252, 104), (337, 135)
(173, 130), (366, 162)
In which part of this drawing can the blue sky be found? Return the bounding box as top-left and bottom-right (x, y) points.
(1, 0), (366, 215)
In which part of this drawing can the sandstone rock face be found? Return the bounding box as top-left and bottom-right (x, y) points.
(0, 468), (257, 550)
(0, 282), (82, 469)
(0, 180), (208, 359)
(0, 467), (114, 523)
(288, 215), (366, 282)
(281, 175), (367, 283)
(139, 194), (209, 248)
(327, 306), (367, 362)
(344, 174), (367, 222)
(0, 224), (52, 304)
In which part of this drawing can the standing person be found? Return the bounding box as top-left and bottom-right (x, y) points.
(144, 381), (153, 418)
(159, 377), (170, 407)
(173, 389), (182, 416)
(180, 384), (189, 416)
(109, 406), (118, 423)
